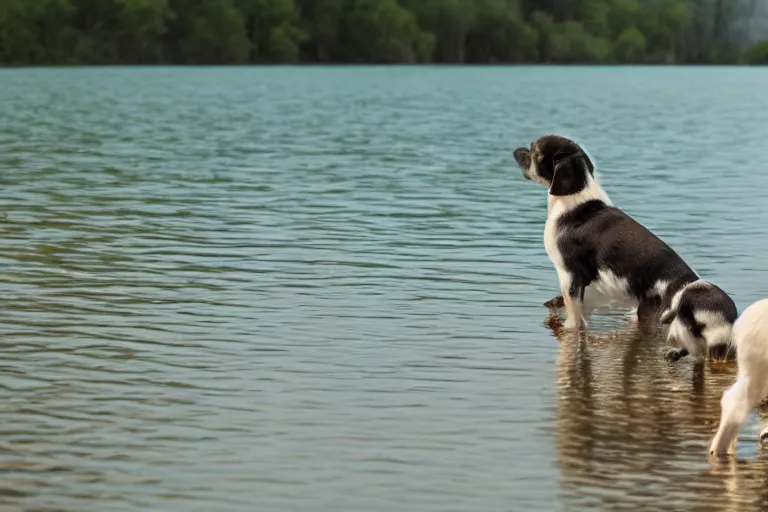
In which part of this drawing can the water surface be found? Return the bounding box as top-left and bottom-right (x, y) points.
(2, 66), (768, 511)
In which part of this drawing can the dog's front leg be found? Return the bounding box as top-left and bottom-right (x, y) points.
(562, 295), (588, 330)
(559, 274), (588, 331)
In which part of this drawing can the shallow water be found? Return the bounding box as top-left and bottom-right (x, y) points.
(2, 66), (768, 511)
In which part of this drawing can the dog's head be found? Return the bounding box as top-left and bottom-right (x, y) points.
(513, 135), (595, 196)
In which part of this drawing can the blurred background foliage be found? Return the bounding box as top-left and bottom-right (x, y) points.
(1, 0), (768, 65)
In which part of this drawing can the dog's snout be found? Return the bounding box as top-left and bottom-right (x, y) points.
(513, 147), (530, 168)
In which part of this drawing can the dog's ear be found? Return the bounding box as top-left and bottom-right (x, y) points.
(549, 153), (589, 196)
(552, 151), (570, 167)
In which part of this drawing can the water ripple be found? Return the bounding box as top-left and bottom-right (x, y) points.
(1, 66), (768, 511)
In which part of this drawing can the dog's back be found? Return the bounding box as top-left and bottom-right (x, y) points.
(556, 199), (698, 303)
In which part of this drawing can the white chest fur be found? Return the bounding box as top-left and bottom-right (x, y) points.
(543, 215), (560, 265)
(582, 270), (637, 315)
(544, 195), (568, 266)
(543, 178), (633, 316)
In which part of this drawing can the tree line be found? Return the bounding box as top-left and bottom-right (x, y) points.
(1, 0), (768, 66)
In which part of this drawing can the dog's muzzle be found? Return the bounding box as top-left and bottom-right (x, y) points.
(513, 147), (532, 180)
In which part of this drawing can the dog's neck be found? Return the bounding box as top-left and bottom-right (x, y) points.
(547, 174), (611, 220)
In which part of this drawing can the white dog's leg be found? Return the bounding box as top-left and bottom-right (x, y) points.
(710, 378), (756, 455)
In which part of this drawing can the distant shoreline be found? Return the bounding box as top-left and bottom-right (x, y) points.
(2, 63), (767, 69)
(5, 1), (767, 69)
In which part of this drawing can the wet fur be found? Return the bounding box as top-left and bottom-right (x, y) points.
(514, 135), (737, 361)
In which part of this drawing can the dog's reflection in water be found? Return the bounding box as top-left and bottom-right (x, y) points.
(547, 313), (768, 511)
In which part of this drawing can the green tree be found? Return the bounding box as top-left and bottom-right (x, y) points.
(168, 0), (250, 64)
(115, 0), (174, 63)
(269, 20), (307, 62)
(465, 0), (538, 63)
(2, 0), (766, 66)
(607, 0), (640, 38)
(296, 0), (344, 62)
(66, 0), (121, 63)
(550, 19), (611, 63)
(530, 10), (555, 62)
(338, 0), (434, 63)
(236, 0), (305, 62)
(747, 41), (768, 65)
(579, 0), (610, 38)
(400, 0), (474, 62)
(586, 34), (612, 62)
(614, 25), (646, 63)
(0, 0), (74, 64)
(635, 0), (690, 63)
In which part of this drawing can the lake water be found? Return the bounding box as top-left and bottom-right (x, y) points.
(2, 66), (768, 511)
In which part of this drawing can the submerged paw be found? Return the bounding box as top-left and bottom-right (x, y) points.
(562, 319), (579, 330)
(563, 317), (589, 331)
(665, 348), (686, 362)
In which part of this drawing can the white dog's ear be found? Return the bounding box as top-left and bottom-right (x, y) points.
(549, 153), (588, 196)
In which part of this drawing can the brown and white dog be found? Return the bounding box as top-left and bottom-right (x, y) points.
(513, 135), (737, 361)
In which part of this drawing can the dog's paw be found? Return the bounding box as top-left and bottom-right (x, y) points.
(562, 317), (579, 330)
(664, 347), (689, 362)
(563, 316), (588, 331)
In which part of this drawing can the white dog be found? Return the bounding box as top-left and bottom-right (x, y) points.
(710, 298), (768, 455)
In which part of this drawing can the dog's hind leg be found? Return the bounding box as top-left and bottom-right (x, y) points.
(711, 377), (758, 454)
(630, 297), (661, 328)
(638, 297), (660, 322)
